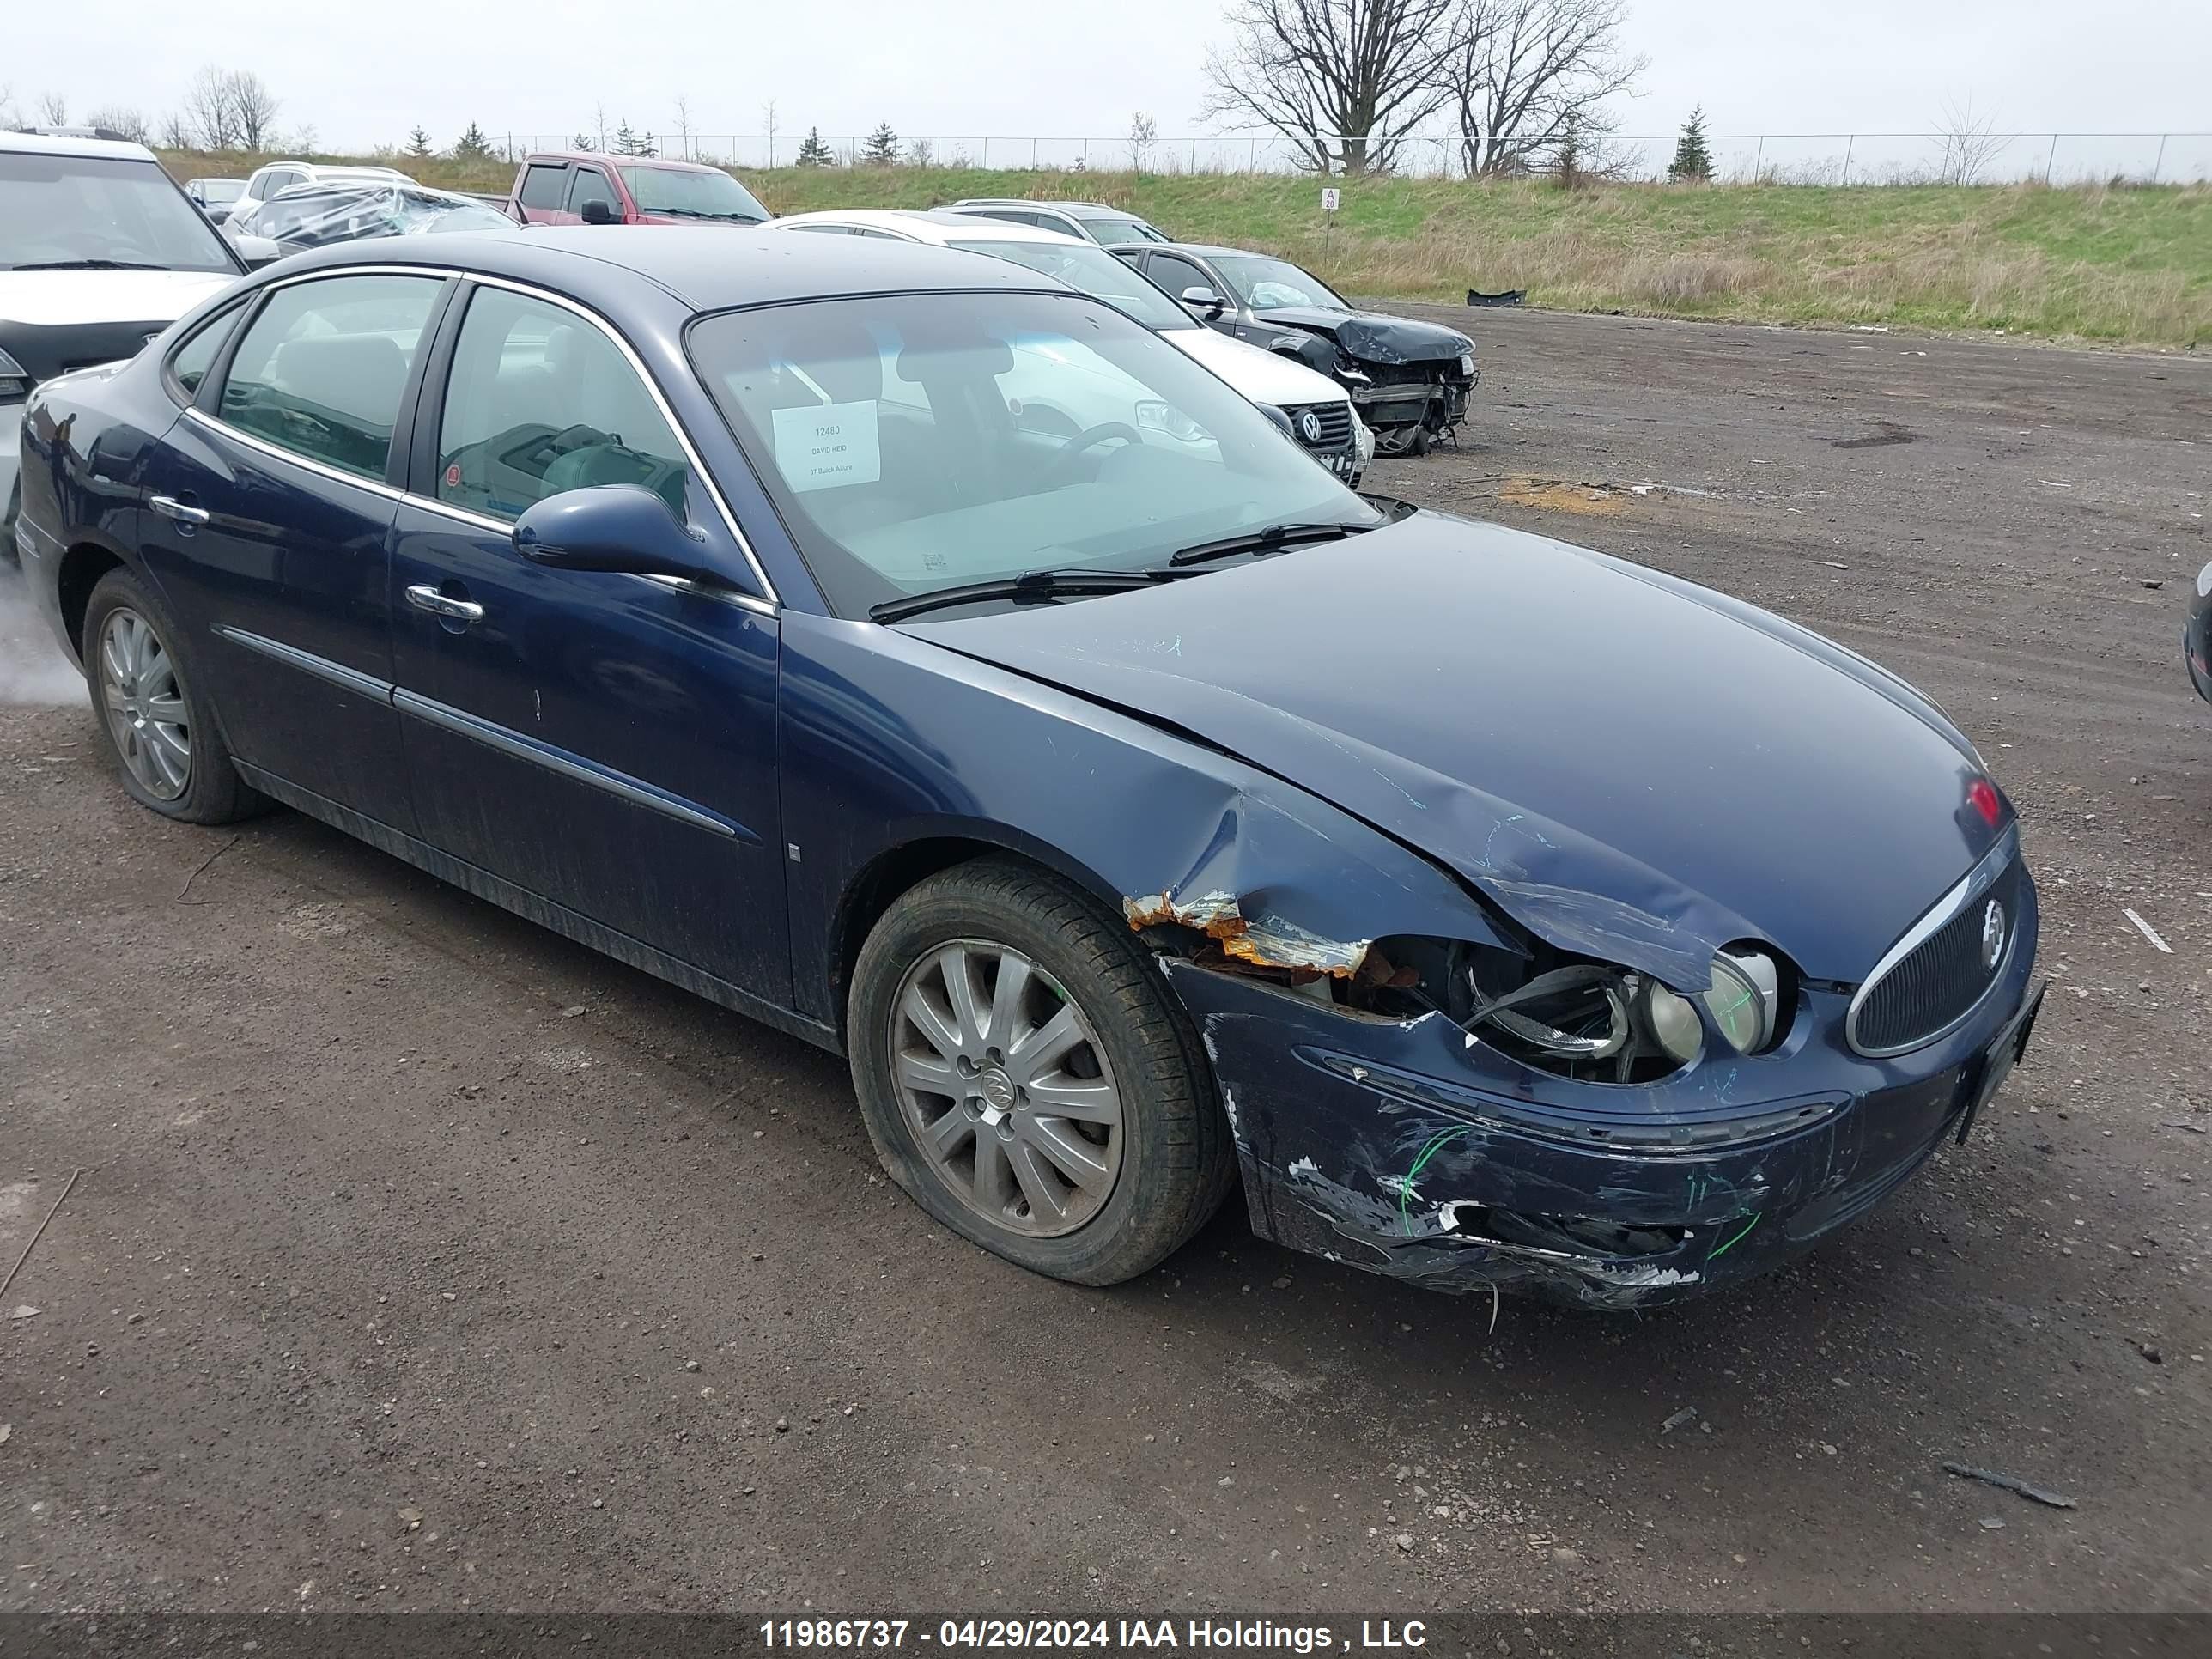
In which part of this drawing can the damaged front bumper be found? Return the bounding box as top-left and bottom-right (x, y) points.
(1163, 873), (2039, 1310)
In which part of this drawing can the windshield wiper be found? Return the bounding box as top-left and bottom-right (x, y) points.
(9, 258), (175, 272)
(655, 207), (764, 222)
(870, 566), (1184, 623)
(1169, 520), (1369, 568)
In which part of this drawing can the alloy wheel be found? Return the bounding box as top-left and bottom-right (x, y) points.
(889, 939), (1125, 1238)
(98, 607), (191, 801)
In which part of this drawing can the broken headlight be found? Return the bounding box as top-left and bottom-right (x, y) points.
(1638, 947), (1782, 1061)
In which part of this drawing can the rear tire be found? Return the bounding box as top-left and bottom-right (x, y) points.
(82, 568), (268, 825)
(848, 857), (1234, 1286)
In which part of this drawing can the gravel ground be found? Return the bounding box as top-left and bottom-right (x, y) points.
(1, 307), (2207, 1616)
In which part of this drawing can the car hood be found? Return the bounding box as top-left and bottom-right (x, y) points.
(1254, 306), (1471, 364)
(0, 269), (235, 327)
(1167, 326), (1352, 408)
(906, 512), (2005, 986)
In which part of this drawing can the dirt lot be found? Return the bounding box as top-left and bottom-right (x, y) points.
(2, 308), (2208, 1617)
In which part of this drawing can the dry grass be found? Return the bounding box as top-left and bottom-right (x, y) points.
(159, 149), (2212, 348)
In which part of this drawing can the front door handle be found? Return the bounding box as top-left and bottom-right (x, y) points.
(149, 495), (210, 526)
(404, 584), (485, 625)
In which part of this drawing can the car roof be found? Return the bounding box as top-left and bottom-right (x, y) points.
(524, 150), (726, 174)
(0, 128), (159, 162)
(266, 179), (488, 207)
(273, 225), (1068, 313)
(948, 198), (1149, 221)
(772, 209), (1085, 246)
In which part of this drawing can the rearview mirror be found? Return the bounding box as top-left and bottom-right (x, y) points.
(1181, 284), (1224, 317)
(579, 198), (618, 226)
(234, 234), (284, 269)
(512, 486), (720, 582)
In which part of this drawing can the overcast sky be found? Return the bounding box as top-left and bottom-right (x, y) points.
(5, 0), (2204, 152)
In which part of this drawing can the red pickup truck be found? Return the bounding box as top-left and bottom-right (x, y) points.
(507, 151), (770, 227)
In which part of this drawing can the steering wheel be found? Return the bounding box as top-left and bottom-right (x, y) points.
(1045, 422), (1142, 484)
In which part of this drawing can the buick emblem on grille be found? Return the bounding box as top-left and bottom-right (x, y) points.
(1297, 409), (1324, 443)
(1980, 899), (2008, 969)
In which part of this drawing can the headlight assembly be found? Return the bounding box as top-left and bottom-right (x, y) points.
(0, 348), (30, 404)
(1639, 947), (1783, 1061)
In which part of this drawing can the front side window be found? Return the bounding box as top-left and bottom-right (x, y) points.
(617, 166), (767, 222)
(0, 151), (238, 274)
(1140, 254), (1215, 306)
(216, 275), (443, 479)
(435, 286), (691, 521)
(1212, 256), (1350, 313)
(517, 164), (568, 209)
(948, 239), (1192, 333)
(690, 291), (1370, 618)
(566, 168), (617, 214)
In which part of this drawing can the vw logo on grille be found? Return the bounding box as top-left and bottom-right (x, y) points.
(1980, 899), (2008, 969)
(1297, 409), (1324, 444)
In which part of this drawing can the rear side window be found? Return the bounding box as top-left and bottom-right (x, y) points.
(167, 307), (241, 400)
(217, 275), (443, 480)
(434, 286), (690, 521)
(518, 164), (568, 209)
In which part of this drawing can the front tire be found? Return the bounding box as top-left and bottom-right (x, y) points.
(848, 858), (1233, 1286)
(83, 568), (266, 825)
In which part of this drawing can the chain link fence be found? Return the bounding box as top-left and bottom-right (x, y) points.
(499, 131), (2212, 185)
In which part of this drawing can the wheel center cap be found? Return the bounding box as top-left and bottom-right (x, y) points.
(979, 1068), (1017, 1111)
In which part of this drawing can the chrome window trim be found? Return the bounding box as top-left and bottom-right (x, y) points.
(393, 688), (750, 842)
(187, 261), (781, 616)
(215, 626), (394, 701)
(1844, 825), (2021, 1058)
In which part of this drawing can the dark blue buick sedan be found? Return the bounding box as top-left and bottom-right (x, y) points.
(13, 230), (2043, 1307)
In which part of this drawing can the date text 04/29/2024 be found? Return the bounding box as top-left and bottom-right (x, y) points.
(757, 1620), (1430, 1651)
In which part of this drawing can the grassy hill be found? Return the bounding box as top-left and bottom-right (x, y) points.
(164, 149), (2211, 348)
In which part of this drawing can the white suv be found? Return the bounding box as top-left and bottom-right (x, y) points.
(2, 131), (246, 547)
(769, 210), (1372, 486)
(224, 161), (413, 237)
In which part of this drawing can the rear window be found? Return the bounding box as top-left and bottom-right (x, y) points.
(1084, 216), (1165, 246)
(0, 150), (238, 274)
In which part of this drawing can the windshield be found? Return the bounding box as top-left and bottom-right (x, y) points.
(619, 166), (768, 222)
(1085, 216), (1166, 246)
(0, 150), (238, 273)
(690, 291), (1372, 618)
(948, 239), (1192, 333)
(257, 185), (513, 248)
(1212, 255), (1350, 313)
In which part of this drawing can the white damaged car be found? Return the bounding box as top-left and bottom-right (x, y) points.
(769, 210), (1373, 486)
(3, 130), (246, 548)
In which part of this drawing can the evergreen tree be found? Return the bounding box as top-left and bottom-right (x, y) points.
(1668, 106), (1714, 183)
(795, 126), (834, 167)
(612, 119), (646, 156)
(404, 125), (434, 161)
(572, 131), (593, 151)
(452, 122), (495, 162)
(861, 122), (901, 166)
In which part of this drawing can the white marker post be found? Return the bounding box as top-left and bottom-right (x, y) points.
(1321, 185), (1340, 258)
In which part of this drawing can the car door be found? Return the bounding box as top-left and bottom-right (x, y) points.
(386, 280), (788, 998)
(514, 161), (569, 225)
(564, 164), (620, 225)
(1142, 252), (1235, 335)
(132, 270), (451, 824)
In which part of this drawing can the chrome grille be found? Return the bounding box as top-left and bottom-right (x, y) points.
(1284, 401), (1352, 453)
(1848, 836), (2021, 1056)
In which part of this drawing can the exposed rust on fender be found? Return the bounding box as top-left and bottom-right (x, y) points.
(1124, 890), (1372, 978)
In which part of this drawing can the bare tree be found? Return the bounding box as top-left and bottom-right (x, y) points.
(672, 94), (694, 161)
(179, 67), (239, 149)
(1439, 0), (1644, 177)
(1935, 95), (2010, 185)
(594, 103), (609, 151)
(38, 90), (67, 125)
(84, 106), (152, 143)
(762, 99), (780, 167)
(1200, 0), (1460, 174)
(227, 70), (281, 149)
(1128, 111), (1159, 172)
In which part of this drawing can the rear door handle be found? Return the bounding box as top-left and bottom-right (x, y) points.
(149, 495), (210, 526)
(405, 584), (485, 625)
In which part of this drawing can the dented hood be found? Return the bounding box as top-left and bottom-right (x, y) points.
(907, 512), (2007, 986)
(1256, 306), (1472, 365)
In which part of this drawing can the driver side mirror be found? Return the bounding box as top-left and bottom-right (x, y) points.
(579, 198), (618, 226)
(512, 486), (720, 583)
(234, 234), (284, 270)
(1181, 285), (1224, 319)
